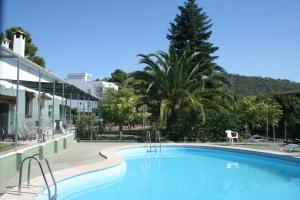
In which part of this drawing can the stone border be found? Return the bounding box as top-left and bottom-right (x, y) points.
(1, 143), (300, 200)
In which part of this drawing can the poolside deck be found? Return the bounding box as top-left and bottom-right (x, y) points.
(0, 142), (128, 196)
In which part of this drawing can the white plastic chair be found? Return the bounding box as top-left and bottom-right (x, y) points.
(226, 130), (239, 145)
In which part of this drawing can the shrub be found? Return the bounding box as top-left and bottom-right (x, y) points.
(75, 114), (104, 140)
(168, 108), (242, 142)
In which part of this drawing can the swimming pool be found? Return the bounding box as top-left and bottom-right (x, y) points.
(36, 146), (300, 200)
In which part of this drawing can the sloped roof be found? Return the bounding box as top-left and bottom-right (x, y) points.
(0, 46), (99, 101)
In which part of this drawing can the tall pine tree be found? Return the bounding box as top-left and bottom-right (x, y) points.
(167, 0), (218, 62)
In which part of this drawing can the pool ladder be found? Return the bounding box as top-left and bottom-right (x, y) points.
(145, 130), (161, 152)
(18, 153), (57, 200)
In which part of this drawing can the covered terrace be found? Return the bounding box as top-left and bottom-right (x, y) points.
(0, 46), (99, 148)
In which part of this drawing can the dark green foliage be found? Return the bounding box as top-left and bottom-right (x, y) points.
(75, 114), (103, 140)
(167, 0), (218, 61)
(167, 108), (202, 141)
(98, 87), (147, 140)
(235, 96), (283, 136)
(228, 74), (300, 99)
(200, 109), (242, 141)
(30, 55), (45, 68)
(132, 48), (232, 130)
(270, 94), (300, 139)
(108, 69), (128, 87)
(168, 108), (242, 142)
(168, 95), (287, 142)
(167, 94), (300, 142)
(2, 26), (46, 67)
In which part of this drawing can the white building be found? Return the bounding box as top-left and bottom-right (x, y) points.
(0, 30), (98, 140)
(67, 72), (118, 112)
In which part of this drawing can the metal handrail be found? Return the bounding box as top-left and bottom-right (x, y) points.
(145, 130), (161, 152)
(18, 155), (56, 200)
(156, 130), (161, 152)
(28, 154), (57, 199)
(145, 130), (153, 152)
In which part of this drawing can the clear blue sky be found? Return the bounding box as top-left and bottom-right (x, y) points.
(2, 0), (300, 82)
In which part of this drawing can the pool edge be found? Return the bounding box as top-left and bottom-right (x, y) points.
(1, 143), (300, 200)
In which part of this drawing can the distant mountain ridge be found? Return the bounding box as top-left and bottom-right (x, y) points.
(227, 74), (300, 98)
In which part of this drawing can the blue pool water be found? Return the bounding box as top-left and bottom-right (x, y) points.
(37, 146), (300, 200)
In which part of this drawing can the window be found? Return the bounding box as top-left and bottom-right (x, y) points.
(25, 92), (33, 118)
(48, 105), (53, 117)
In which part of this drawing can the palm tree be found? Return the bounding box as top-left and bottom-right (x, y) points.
(132, 48), (232, 129)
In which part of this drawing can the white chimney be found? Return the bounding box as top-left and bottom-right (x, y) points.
(13, 30), (26, 57)
(1, 38), (10, 49)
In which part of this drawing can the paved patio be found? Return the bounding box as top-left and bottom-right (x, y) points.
(0, 142), (135, 196)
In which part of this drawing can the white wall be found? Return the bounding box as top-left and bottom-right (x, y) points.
(66, 80), (98, 112)
(0, 58), (52, 82)
(68, 79), (118, 97)
(99, 81), (118, 93)
(67, 75), (118, 112)
(67, 79), (98, 96)
(67, 99), (96, 113)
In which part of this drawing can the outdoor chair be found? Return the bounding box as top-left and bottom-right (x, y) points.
(284, 138), (300, 144)
(0, 128), (16, 141)
(280, 143), (300, 152)
(226, 130), (239, 145)
(58, 122), (70, 134)
(24, 121), (38, 141)
(42, 127), (52, 140)
(66, 125), (75, 133)
(245, 135), (269, 145)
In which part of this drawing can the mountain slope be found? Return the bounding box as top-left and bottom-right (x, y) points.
(227, 74), (300, 98)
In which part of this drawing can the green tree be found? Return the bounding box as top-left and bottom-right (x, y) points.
(132, 48), (232, 132)
(236, 96), (283, 135)
(75, 114), (100, 140)
(3, 26), (46, 67)
(271, 94), (300, 138)
(108, 69), (128, 87)
(227, 74), (300, 99)
(167, 0), (218, 62)
(99, 88), (142, 140)
(30, 55), (45, 68)
(169, 108), (242, 141)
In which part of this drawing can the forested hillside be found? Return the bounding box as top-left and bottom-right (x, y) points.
(227, 74), (300, 98)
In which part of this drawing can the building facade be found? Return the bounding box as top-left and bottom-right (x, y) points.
(0, 30), (97, 139)
(67, 72), (118, 112)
